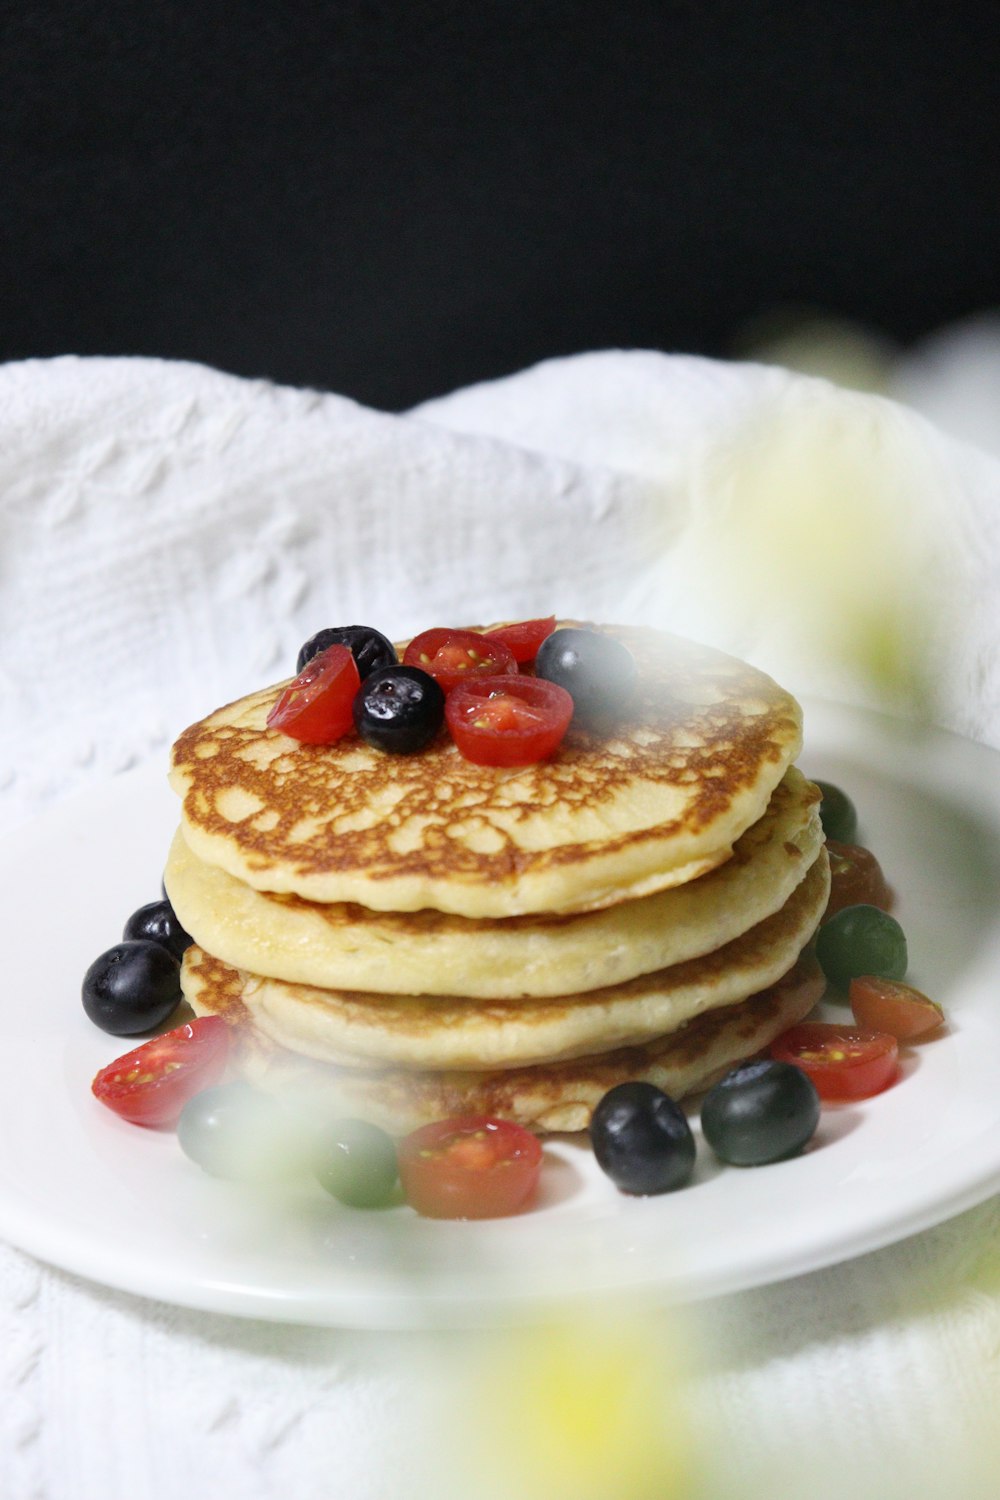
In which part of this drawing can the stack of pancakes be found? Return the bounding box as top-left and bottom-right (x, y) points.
(166, 626), (830, 1135)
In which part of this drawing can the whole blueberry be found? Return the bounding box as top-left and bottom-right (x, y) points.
(535, 628), (637, 728)
(353, 664), (445, 753)
(297, 625), (398, 679)
(700, 1060), (820, 1166)
(590, 1081), (696, 1195)
(82, 941), (182, 1036)
(123, 898), (193, 962)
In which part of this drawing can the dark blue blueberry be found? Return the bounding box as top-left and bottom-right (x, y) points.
(353, 664), (445, 754)
(535, 628), (637, 728)
(82, 941), (181, 1036)
(123, 898), (193, 962)
(590, 1081), (696, 1195)
(296, 625), (398, 679)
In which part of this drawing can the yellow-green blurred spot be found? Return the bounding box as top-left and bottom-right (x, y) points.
(420, 1312), (698, 1500)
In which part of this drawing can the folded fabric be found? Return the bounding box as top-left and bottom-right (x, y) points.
(2, 349), (1000, 1500)
(2, 351), (999, 835)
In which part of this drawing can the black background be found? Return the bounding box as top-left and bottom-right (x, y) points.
(3, 1), (998, 409)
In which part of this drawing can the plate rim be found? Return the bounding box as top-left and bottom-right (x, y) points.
(2, 699), (1000, 1327)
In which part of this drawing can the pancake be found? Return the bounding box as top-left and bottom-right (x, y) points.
(181, 848), (829, 1071)
(168, 625), (803, 918)
(164, 766), (823, 998)
(182, 948), (826, 1135)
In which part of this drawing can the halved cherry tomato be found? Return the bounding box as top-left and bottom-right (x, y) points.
(824, 840), (894, 920)
(397, 1115), (543, 1219)
(403, 629), (518, 694)
(266, 644), (361, 744)
(849, 976), (945, 1040)
(770, 1021), (898, 1101)
(484, 616), (557, 664)
(446, 675), (574, 765)
(91, 1016), (230, 1127)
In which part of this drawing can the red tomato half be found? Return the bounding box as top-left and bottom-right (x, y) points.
(849, 976), (945, 1040)
(824, 840), (894, 920)
(266, 644), (361, 744)
(92, 1016), (230, 1127)
(771, 1022), (898, 1101)
(397, 1115), (543, 1219)
(446, 675), (574, 765)
(484, 615), (557, 664)
(403, 629), (518, 694)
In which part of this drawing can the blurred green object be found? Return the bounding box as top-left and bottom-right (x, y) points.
(313, 1118), (399, 1208)
(814, 779), (859, 843)
(816, 904), (908, 989)
(699, 393), (949, 724)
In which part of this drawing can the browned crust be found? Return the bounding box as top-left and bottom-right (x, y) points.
(242, 767), (819, 936)
(170, 625), (801, 892)
(184, 947), (824, 1134)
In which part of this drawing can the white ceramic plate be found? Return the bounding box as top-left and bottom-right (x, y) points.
(2, 699), (999, 1328)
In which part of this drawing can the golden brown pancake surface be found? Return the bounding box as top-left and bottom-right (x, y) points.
(164, 767), (822, 997)
(169, 625), (803, 917)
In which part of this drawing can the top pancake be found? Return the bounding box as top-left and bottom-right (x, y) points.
(169, 625), (802, 918)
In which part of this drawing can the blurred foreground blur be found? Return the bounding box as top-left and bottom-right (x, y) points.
(625, 300), (1000, 742)
(404, 1307), (700, 1500)
(391, 338), (1000, 1486)
(737, 305), (1000, 459)
(395, 1282), (1000, 1500)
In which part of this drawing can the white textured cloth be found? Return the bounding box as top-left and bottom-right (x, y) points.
(4, 349), (1000, 831)
(2, 350), (1000, 1499)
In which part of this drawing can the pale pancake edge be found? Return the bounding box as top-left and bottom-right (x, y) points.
(183, 951), (825, 1135)
(165, 766), (822, 998)
(181, 847), (829, 1072)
